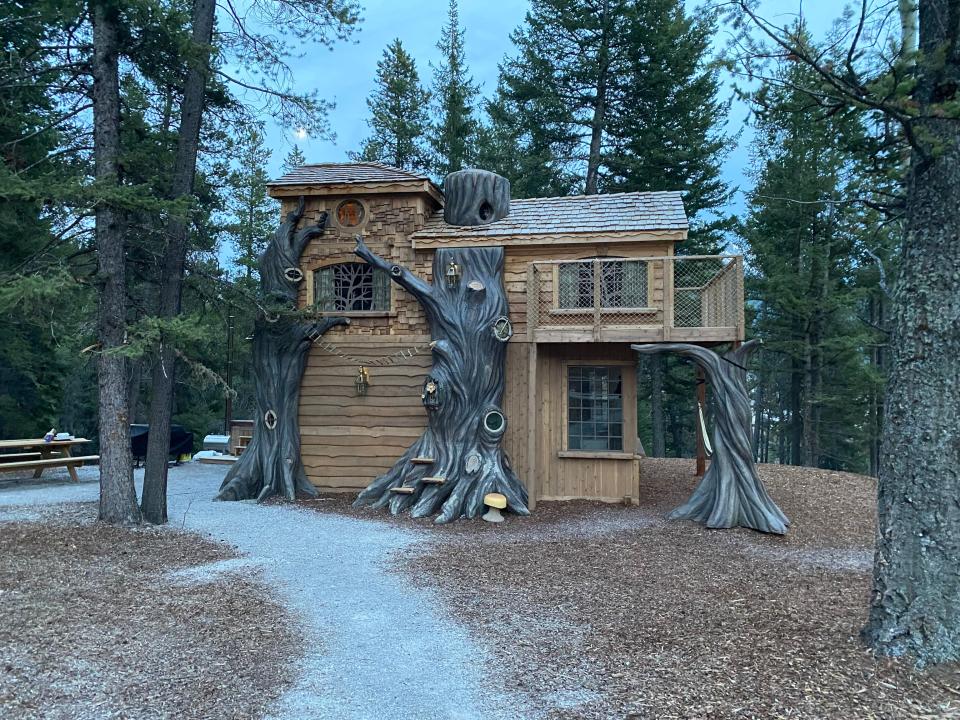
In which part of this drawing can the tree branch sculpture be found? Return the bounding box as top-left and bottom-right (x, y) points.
(217, 197), (348, 502)
(352, 235), (529, 522)
(632, 340), (790, 534)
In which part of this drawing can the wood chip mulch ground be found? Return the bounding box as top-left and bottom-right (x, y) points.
(0, 503), (301, 720)
(302, 459), (960, 719)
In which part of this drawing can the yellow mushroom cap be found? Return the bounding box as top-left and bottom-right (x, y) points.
(484, 492), (507, 510)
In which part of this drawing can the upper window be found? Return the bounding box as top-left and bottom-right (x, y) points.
(314, 262), (390, 312)
(558, 259), (648, 309)
(567, 366), (623, 451)
(336, 199), (365, 227)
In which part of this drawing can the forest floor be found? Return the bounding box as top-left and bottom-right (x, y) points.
(0, 501), (299, 720)
(303, 459), (960, 719)
(0, 464), (512, 720)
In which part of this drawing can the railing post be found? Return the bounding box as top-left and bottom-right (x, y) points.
(592, 258), (602, 340)
(663, 257), (674, 341)
(527, 263), (537, 338)
(735, 255), (745, 340)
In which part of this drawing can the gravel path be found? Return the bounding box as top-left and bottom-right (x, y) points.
(0, 464), (520, 720)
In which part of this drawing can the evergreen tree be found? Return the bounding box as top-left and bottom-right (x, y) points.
(429, 0), (479, 178)
(224, 127), (274, 280)
(741, 45), (888, 472)
(282, 144), (307, 173)
(487, 0), (730, 249)
(356, 39), (431, 171)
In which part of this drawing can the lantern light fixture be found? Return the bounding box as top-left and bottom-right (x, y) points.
(355, 366), (370, 396)
(445, 260), (461, 288)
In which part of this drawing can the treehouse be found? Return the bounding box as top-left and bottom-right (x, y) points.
(266, 162), (744, 510)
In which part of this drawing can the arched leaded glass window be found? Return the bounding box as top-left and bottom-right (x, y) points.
(314, 262), (391, 312)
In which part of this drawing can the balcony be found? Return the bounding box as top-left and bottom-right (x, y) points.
(526, 255), (744, 343)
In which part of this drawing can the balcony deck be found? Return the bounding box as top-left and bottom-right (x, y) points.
(526, 255), (744, 344)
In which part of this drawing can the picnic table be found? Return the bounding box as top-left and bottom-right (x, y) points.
(0, 438), (97, 483)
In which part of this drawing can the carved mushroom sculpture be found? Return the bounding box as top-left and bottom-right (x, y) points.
(482, 492), (507, 523)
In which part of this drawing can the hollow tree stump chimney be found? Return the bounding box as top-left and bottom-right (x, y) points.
(443, 169), (510, 226)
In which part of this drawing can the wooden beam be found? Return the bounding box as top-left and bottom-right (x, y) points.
(526, 342), (538, 511)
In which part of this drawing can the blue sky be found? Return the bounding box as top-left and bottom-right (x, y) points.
(255, 1), (838, 215)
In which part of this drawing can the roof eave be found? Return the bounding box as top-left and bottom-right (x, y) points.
(267, 179), (444, 207)
(410, 228), (688, 249)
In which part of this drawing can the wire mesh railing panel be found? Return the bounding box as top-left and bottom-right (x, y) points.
(529, 255), (742, 337)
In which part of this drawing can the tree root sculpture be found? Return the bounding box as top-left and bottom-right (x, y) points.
(632, 340), (790, 534)
(217, 198), (348, 502)
(352, 235), (529, 522)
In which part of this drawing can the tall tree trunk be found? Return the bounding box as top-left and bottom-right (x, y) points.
(91, 0), (139, 525)
(633, 341), (789, 534)
(863, 0), (960, 665)
(650, 354), (666, 457)
(753, 375), (765, 461)
(141, 0), (216, 524)
(584, 0), (610, 195)
(789, 355), (803, 464)
(899, 0), (919, 58)
(217, 200), (348, 502)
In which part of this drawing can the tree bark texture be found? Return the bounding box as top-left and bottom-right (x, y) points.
(91, 0), (140, 525)
(352, 236), (529, 523)
(141, 0), (217, 524)
(217, 199), (348, 502)
(443, 169), (510, 225)
(633, 341), (790, 534)
(863, 0), (960, 665)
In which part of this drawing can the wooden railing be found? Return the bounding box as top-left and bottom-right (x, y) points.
(526, 255), (744, 343)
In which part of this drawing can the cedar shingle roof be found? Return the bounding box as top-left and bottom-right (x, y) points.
(268, 162), (432, 187)
(411, 191), (688, 240)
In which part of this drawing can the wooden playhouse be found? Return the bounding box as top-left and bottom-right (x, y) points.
(266, 162), (744, 509)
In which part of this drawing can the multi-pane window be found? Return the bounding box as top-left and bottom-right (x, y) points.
(557, 259), (648, 309)
(567, 366), (623, 451)
(314, 262), (390, 312)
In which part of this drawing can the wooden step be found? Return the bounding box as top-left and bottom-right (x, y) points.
(411, 457), (434, 465)
(389, 486), (415, 494)
(422, 476), (446, 485)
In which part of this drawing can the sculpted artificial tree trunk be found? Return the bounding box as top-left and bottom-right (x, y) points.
(217, 198), (347, 502)
(352, 238), (528, 522)
(353, 168), (527, 522)
(633, 340), (789, 534)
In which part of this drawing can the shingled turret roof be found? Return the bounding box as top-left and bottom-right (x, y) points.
(268, 161), (432, 187)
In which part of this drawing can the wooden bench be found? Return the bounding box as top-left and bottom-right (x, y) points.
(0, 455), (99, 483)
(0, 452), (42, 463)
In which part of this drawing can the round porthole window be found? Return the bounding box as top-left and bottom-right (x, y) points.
(483, 409), (506, 435)
(284, 267), (304, 282)
(492, 316), (513, 342)
(264, 409), (278, 430)
(336, 199), (365, 227)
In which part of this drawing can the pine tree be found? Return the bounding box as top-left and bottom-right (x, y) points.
(741, 44), (881, 471)
(224, 126), (274, 280)
(487, 0), (730, 248)
(429, 0), (479, 178)
(356, 39), (431, 171)
(282, 144), (306, 173)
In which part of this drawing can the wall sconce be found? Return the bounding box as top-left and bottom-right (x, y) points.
(445, 260), (461, 288)
(355, 366), (370, 396)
